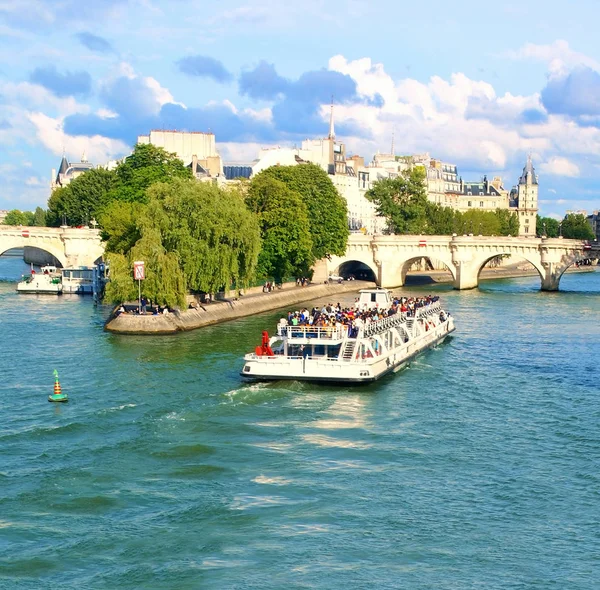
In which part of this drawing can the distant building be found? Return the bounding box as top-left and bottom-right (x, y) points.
(223, 165), (253, 180)
(137, 130), (223, 179)
(587, 210), (600, 241)
(51, 153), (94, 190)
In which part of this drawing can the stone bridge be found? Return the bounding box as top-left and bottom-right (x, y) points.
(318, 234), (594, 291)
(0, 226), (105, 268)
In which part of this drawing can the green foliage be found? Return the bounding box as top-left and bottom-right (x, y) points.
(560, 213), (595, 239)
(99, 201), (145, 254)
(536, 215), (560, 237)
(246, 174), (314, 281)
(366, 167), (430, 234)
(104, 179), (261, 306)
(2, 209), (34, 225)
(145, 180), (261, 294)
(46, 167), (117, 226)
(367, 169), (520, 236)
(130, 227), (187, 309)
(111, 143), (193, 204)
(257, 163), (348, 259)
(103, 253), (137, 305)
(33, 207), (46, 227)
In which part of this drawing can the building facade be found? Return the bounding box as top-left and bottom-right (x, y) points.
(137, 130), (223, 179)
(51, 154), (94, 190)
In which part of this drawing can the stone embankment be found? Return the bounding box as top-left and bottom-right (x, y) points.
(104, 280), (372, 335)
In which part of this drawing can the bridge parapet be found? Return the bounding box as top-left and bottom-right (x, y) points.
(0, 225), (104, 268)
(325, 233), (589, 291)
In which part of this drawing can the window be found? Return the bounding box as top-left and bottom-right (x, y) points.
(525, 226), (529, 233)
(492, 201), (496, 207)
(468, 201), (472, 207)
(480, 201), (484, 208)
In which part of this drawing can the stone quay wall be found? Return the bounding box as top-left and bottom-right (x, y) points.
(104, 280), (372, 336)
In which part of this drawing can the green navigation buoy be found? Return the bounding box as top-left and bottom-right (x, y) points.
(48, 369), (68, 403)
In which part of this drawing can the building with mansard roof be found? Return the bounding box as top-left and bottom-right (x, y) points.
(51, 153), (94, 190)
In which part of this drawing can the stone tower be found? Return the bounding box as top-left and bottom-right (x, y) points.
(517, 155), (538, 236)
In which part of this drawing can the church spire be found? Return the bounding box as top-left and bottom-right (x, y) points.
(328, 97), (335, 140)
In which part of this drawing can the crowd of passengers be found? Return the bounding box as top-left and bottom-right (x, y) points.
(279, 295), (446, 338)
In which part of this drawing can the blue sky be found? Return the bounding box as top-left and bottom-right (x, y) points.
(1, 0), (600, 218)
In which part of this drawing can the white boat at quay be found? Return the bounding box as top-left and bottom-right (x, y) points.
(16, 265), (63, 295)
(241, 288), (455, 384)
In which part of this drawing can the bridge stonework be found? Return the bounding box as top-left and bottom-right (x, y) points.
(0, 226), (105, 268)
(319, 234), (591, 291)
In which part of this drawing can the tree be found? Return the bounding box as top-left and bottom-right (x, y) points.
(103, 179), (262, 306)
(99, 201), (145, 254)
(145, 179), (261, 294)
(365, 167), (429, 234)
(46, 167), (117, 226)
(2, 209), (34, 225)
(111, 143), (193, 204)
(247, 174), (314, 281)
(257, 163), (348, 259)
(103, 253), (138, 305)
(33, 207), (46, 227)
(536, 215), (560, 237)
(560, 213), (594, 240)
(495, 209), (520, 236)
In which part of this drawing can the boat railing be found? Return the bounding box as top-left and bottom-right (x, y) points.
(277, 325), (347, 340)
(362, 312), (408, 338)
(416, 301), (441, 319)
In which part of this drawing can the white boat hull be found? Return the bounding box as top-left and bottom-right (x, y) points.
(241, 319), (455, 384)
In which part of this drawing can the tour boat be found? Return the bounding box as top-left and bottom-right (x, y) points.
(17, 265), (63, 295)
(240, 288), (455, 384)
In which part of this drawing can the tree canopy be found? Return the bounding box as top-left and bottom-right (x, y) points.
(111, 143), (193, 204)
(45, 144), (193, 228)
(103, 179), (261, 307)
(256, 163), (348, 260)
(366, 167), (521, 236)
(46, 167), (117, 227)
(246, 174), (314, 281)
(560, 213), (595, 239)
(366, 167), (430, 234)
(536, 215), (560, 237)
(2, 209), (35, 226)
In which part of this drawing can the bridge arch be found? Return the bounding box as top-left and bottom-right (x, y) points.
(472, 252), (545, 285)
(0, 240), (67, 268)
(332, 259), (377, 282)
(398, 255), (456, 285)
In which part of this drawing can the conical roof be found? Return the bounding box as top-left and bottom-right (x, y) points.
(519, 154), (538, 185)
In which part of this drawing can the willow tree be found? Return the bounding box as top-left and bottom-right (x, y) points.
(145, 179), (261, 294)
(257, 163), (348, 260)
(246, 174), (314, 282)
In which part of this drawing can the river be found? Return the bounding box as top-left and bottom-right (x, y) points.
(1, 255), (599, 589)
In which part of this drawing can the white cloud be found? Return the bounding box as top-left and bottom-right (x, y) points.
(504, 40), (600, 77)
(28, 112), (129, 163)
(539, 156), (580, 177)
(0, 81), (89, 117)
(25, 176), (43, 186)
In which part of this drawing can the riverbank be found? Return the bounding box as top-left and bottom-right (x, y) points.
(104, 280), (373, 335)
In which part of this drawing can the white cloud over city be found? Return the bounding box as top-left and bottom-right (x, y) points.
(0, 1), (599, 215)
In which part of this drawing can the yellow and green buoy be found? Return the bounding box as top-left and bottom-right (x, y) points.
(48, 369), (68, 403)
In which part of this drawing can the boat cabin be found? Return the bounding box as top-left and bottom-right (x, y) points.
(357, 288), (392, 311)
